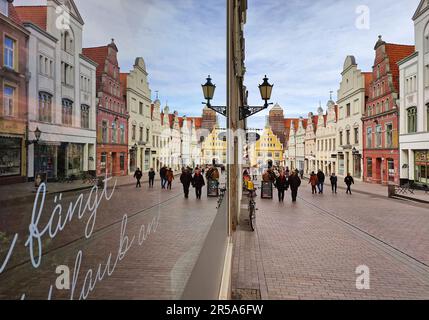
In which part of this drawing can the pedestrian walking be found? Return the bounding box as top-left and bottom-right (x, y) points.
(344, 173), (355, 195)
(192, 170), (205, 200)
(160, 166), (167, 189)
(166, 168), (174, 190)
(317, 170), (325, 194)
(134, 168), (143, 188)
(148, 168), (155, 188)
(309, 171), (318, 195)
(289, 170), (301, 202)
(330, 173), (338, 194)
(275, 171), (289, 202)
(180, 169), (193, 199)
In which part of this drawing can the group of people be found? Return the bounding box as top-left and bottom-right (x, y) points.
(179, 167), (206, 199)
(257, 165), (356, 203)
(133, 168), (156, 188)
(273, 169), (302, 202)
(309, 170), (355, 195)
(160, 166), (175, 190)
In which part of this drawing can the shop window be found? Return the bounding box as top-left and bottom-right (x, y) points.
(367, 158), (373, 178)
(415, 151), (429, 185)
(120, 153), (125, 171)
(81, 105), (90, 129)
(407, 107), (417, 133)
(100, 152), (107, 171)
(387, 159), (395, 183)
(38, 92), (52, 122)
(3, 85), (15, 117)
(4, 36), (15, 70)
(0, 137), (21, 177)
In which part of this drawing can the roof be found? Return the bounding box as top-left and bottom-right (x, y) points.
(8, 2), (24, 26)
(82, 46), (109, 78)
(187, 117), (203, 129)
(384, 43), (414, 92)
(15, 5), (47, 30)
(284, 118), (300, 130)
(120, 73), (128, 95)
(362, 72), (373, 97)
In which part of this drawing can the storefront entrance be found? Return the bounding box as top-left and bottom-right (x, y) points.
(415, 150), (429, 185)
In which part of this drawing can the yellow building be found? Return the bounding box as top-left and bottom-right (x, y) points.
(251, 126), (284, 168)
(201, 127), (227, 165)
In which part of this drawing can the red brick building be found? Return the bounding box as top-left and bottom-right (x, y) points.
(0, 0), (29, 184)
(83, 40), (129, 176)
(362, 36), (414, 185)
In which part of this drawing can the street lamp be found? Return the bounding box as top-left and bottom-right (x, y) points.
(201, 75), (274, 120)
(259, 75), (274, 108)
(27, 127), (42, 145)
(202, 75), (216, 107)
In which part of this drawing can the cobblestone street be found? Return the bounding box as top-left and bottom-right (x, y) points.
(232, 184), (429, 300)
(0, 179), (218, 300)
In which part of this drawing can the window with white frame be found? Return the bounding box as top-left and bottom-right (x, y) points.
(3, 85), (15, 117)
(4, 36), (15, 69)
(38, 92), (52, 122)
(62, 99), (73, 126)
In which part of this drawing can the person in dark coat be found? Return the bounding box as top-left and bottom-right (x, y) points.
(330, 173), (338, 194)
(309, 171), (318, 195)
(166, 168), (174, 190)
(160, 166), (167, 189)
(344, 173), (355, 195)
(180, 169), (193, 199)
(134, 168), (143, 188)
(275, 171), (289, 202)
(317, 170), (326, 194)
(289, 170), (301, 202)
(148, 168), (156, 188)
(192, 170), (205, 200)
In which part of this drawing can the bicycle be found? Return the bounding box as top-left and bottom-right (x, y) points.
(217, 187), (227, 209)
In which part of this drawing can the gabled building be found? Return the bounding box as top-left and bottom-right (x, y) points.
(363, 36), (414, 185)
(316, 100), (337, 176)
(399, 0), (429, 187)
(337, 56), (371, 181)
(16, 0), (97, 181)
(83, 39), (128, 176)
(121, 57), (152, 174)
(304, 111), (317, 174)
(0, 0), (29, 184)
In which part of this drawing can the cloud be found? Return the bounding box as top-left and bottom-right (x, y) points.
(14, 0), (420, 127)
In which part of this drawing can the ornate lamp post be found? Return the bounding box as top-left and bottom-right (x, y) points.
(202, 75), (274, 120)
